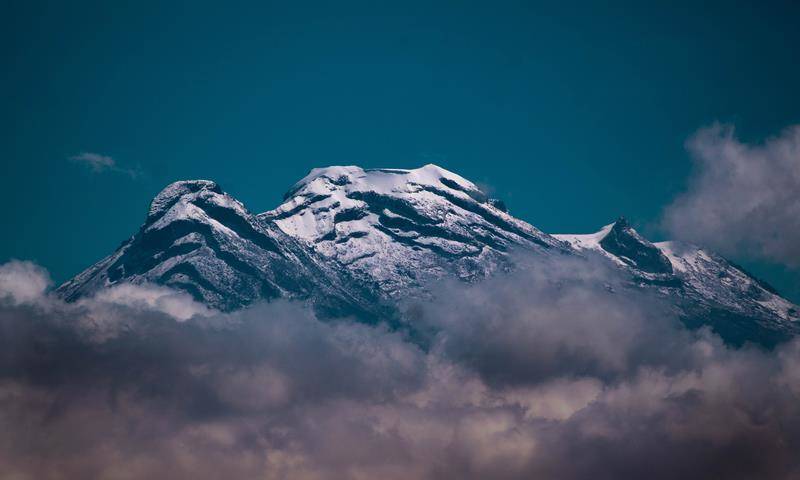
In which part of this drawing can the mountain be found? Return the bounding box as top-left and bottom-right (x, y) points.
(58, 165), (799, 345)
(57, 179), (384, 318)
(556, 218), (799, 345)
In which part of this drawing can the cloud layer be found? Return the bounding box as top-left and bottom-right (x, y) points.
(663, 124), (800, 267)
(2, 256), (800, 479)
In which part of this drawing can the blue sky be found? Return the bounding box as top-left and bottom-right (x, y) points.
(3, 0), (800, 300)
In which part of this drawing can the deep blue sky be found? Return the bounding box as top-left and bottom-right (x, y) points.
(3, 1), (800, 299)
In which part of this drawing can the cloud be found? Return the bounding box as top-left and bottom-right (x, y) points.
(0, 260), (51, 305)
(69, 152), (115, 171)
(69, 151), (140, 178)
(2, 257), (800, 479)
(410, 254), (692, 387)
(663, 124), (800, 267)
(86, 283), (215, 321)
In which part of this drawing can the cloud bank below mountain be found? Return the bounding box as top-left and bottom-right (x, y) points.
(3, 255), (800, 479)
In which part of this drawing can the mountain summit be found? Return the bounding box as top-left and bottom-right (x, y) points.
(58, 165), (799, 345)
(262, 164), (565, 298)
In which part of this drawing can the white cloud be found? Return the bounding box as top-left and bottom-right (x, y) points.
(663, 124), (800, 267)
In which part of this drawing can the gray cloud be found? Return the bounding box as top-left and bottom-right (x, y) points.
(411, 253), (694, 387)
(663, 124), (800, 267)
(69, 151), (140, 178)
(2, 256), (800, 479)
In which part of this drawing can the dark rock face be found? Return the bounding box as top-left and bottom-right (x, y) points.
(599, 217), (673, 274)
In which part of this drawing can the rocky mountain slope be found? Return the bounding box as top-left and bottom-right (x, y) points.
(58, 165), (799, 345)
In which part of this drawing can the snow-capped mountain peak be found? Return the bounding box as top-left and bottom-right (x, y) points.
(148, 180), (223, 218)
(57, 179), (384, 315)
(261, 164), (563, 297)
(142, 179), (259, 242)
(283, 164), (481, 200)
(269, 164), (505, 240)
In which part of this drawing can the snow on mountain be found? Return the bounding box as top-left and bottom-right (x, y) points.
(260, 164), (566, 298)
(656, 240), (797, 322)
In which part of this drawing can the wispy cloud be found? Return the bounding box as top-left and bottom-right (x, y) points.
(69, 151), (141, 178)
